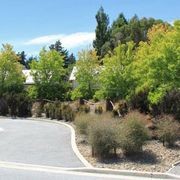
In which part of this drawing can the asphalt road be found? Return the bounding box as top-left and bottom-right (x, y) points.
(0, 118), (83, 168)
(0, 166), (172, 180)
(0, 118), (178, 180)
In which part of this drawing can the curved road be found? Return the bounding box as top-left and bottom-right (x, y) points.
(0, 118), (84, 168)
(0, 118), (178, 180)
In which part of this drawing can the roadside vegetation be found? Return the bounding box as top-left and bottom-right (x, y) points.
(0, 7), (179, 167)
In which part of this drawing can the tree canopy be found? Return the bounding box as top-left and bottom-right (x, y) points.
(30, 48), (69, 100)
(0, 44), (25, 95)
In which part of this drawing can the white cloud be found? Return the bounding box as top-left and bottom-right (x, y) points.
(24, 32), (95, 49)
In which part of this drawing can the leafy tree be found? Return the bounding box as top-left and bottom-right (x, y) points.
(71, 49), (99, 100)
(26, 56), (37, 69)
(134, 22), (179, 105)
(49, 40), (75, 68)
(0, 44), (24, 95)
(95, 42), (135, 100)
(17, 51), (26, 68)
(93, 6), (110, 57)
(111, 13), (128, 37)
(30, 48), (68, 100)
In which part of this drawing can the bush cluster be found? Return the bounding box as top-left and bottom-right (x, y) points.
(75, 111), (150, 158)
(77, 104), (90, 113)
(44, 102), (75, 121)
(0, 93), (32, 117)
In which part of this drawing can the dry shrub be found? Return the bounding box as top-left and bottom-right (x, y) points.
(31, 102), (43, 117)
(75, 113), (95, 135)
(157, 115), (180, 147)
(88, 117), (119, 158)
(119, 111), (149, 155)
(95, 105), (103, 114)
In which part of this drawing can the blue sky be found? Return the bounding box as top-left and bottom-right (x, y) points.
(0, 0), (179, 57)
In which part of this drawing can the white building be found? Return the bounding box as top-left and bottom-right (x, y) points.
(22, 70), (34, 85)
(69, 66), (78, 89)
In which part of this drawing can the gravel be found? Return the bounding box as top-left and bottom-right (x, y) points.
(76, 133), (180, 172)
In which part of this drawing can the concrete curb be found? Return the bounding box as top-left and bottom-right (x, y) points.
(27, 118), (93, 168)
(70, 167), (180, 179)
(166, 160), (180, 177)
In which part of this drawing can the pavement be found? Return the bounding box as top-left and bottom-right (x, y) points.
(0, 118), (83, 168)
(167, 162), (180, 177)
(0, 117), (179, 180)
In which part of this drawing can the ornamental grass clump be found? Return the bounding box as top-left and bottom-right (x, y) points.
(75, 113), (94, 135)
(157, 115), (180, 147)
(119, 111), (149, 155)
(88, 118), (119, 158)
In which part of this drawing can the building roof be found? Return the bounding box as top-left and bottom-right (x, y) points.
(22, 70), (34, 85)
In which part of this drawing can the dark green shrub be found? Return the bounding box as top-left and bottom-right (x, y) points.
(130, 90), (150, 113)
(88, 119), (119, 158)
(157, 116), (180, 147)
(17, 93), (32, 117)
(6, 93), (18, 117)
(95, 105), (103, 114)
(62, 104), (75, 121)
(119, 112), (149, 155)
(0, 97), (8, 116)
(160, 90), (180, 121)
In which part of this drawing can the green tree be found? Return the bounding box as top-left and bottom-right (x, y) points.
(71, 49), (99, 100)
(95, 42), (135, 100)
(30, 48), (68, 100)
(93, 6), (110, 57)
(49, 40), (75, 68)
(0, 44), (24, 95)
(17, 51), (26, 68)
(134, 22), (179, 104)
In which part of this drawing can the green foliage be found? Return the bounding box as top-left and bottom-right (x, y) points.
(0, 97), (8, 116)
(118, 112), (149, 155)
(93, 6), (110, 57)
(71, 49), (99, 100)
(31, 48), (69, 100)
(95, 42), (135, 100)
(49, 40), (75, 68)
(157, 116), (180, 147)
(0, 44), (25, 95)
(88, 118), (119, 158)
(16, 93), (32, 117)
(134, 22), (179, 105)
